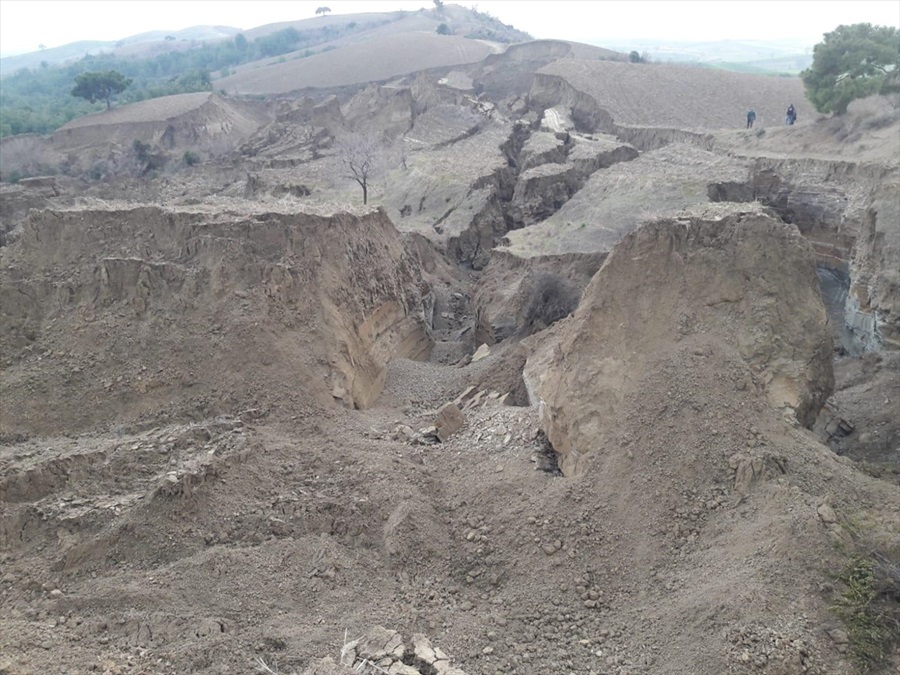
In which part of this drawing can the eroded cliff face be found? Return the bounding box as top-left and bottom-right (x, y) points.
(524, 205), (834, 477)
(0, 206), (431, 436)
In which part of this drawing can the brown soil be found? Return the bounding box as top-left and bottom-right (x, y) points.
(1, 29), (899, 675)
(537, 59), (813, 130)
(219, 33), (495, 95)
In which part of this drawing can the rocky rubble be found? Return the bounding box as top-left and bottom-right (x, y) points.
(321, 626), (467, 675)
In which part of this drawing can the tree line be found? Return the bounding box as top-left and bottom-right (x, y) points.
(0, 20), (380, 138)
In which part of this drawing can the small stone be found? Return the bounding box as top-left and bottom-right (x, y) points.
(482, 646), (494, 655)
(49, 589), (63, 598)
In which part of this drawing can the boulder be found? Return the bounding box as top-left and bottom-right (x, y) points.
(435, 403), (465, 441)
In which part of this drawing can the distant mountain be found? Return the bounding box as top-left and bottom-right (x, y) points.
(0, 25), (240, 74)
(597, 38), (813, 74)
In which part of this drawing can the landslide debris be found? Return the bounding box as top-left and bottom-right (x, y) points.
(0, 205), (432, 437)
(526, 203), (834, 477)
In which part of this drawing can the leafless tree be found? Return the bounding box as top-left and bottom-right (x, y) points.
(336, 133), (384, 205)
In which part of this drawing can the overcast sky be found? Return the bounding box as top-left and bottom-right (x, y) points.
(1, 0), (898, 56)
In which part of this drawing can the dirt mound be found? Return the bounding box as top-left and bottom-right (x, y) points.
(525, 204), (833, 476)
(0, 205), (432, 437)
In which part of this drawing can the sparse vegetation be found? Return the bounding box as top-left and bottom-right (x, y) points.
(436, 23), (452, 36)
(802, 23), (900, 115)
(182, 150), (200, 166)
(520, 273), (580, 335)
(337, 133), (385, 205)
(133, 139), (164, 174)
(1, 21), (381, 138)
(833, 553), (900, 672)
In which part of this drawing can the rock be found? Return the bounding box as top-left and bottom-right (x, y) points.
(453, 386), (477, 407)
(435, 403), (465, 442)
(817, 502), (837, 524)
(414, 426), (439, 444)
(827, 628), (849, 644)
(49, 589), (63, 598)
(356, 626), (404, 661)
(733, 456), (765, 497)
(392, 424), (416, 442)
(412, 634), (437, 664)
(463, 390), (486, 410)
(472, 344), (491, 362)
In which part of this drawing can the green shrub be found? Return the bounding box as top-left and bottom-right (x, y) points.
(834, 553), (900, 671)
(182, 150), (200, 166)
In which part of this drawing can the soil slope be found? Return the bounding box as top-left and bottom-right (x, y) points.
(0, 205), (432, 437)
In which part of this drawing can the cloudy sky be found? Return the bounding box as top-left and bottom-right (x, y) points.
(1, 0), (898, 56)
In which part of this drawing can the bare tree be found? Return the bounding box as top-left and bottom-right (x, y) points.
(336, 133), (384, 205)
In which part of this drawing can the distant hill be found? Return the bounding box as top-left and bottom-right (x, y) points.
(0, 25), (240, 74)
(599, 38), (813, 75)
(219, 32), (499, 94)
(0, 3), (535, 137)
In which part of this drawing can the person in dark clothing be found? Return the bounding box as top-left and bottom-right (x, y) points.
(786, 104), (797, 125)
(746, 109), (756, 128)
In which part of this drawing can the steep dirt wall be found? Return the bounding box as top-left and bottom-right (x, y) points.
(1, 94), (271, 178)
(524, 205), (833, 477)
(710, 157), (900, 350)
(0, 206), (431, 436)
(528, 73), (617, 134)
(473, 249), (606, 346)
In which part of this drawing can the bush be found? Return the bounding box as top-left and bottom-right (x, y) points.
(132, 139), (152, 163)
(436, 23), (452, 35)
(520, 273), (580, 335)
(182, 150), (200, 166)
(4, 169), (23, 184)
(88, 161), (107, 180)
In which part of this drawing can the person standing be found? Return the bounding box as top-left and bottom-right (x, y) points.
(746, 109), (756, 129)
(786, 104), (796, 125)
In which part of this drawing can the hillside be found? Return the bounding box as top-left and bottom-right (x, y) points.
(219, 32), (499, 94)
(0, 4), (532, 138)
(535, 59), (812, 129)
(0, 26), (240, 73)
(1, 9), (899, 675)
